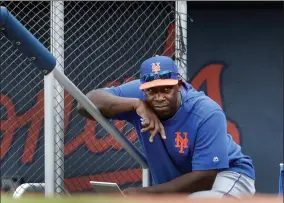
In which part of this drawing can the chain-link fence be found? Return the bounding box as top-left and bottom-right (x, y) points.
(1, 1), (187, 196)
(1, 1), (51, 195)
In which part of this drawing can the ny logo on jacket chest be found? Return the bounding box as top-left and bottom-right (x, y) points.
(175, 132), (189, 154)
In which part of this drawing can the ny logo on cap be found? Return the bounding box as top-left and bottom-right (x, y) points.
(151, 63), (161, 74)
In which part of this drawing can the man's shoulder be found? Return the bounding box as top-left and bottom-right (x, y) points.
(103, 79), (141, 90)
(119, 79), (141, 89)
(183, 85), (223, 120)
(104, 79), (144, 99)
(192, 97), (223, 119)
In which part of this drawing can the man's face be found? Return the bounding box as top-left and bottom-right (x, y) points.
(144, 84), (181, 119)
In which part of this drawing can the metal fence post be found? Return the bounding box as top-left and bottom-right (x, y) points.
(175, 1), (187, 80)
(51, 1), (65, 195)
(44, 67), (55, 197)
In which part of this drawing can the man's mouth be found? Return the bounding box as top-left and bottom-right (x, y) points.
(153, 105), (169, 110)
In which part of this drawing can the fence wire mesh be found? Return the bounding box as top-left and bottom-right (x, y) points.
(0, 1), (50, 195)
(0, 1), (187, 195)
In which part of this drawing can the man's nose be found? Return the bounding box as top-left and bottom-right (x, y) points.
(154, 92), (165, 101)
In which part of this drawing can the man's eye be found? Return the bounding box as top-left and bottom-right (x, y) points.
(146, 88), (153, 93)
(163, 87), (171, 92)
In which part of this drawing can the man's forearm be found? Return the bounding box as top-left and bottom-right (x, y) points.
(77, 89), (140, 119)
(136, 170), (217, 194)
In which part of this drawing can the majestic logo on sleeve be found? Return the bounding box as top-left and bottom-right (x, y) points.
(151, 63), (161, 74)
(175, 132), (188, 154)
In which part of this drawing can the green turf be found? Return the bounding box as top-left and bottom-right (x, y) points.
(1, 195), (125, 203)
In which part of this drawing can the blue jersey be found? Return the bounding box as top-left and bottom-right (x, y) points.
(103, 80), (255, 185)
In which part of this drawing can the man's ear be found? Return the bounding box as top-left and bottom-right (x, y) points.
(177, 80), (183, 92)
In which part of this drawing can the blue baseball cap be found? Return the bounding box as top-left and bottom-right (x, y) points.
(139, 56), (180, 90)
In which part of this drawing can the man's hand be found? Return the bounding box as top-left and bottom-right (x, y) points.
(123, 170), (218, 195)
(123, 187), (149, 196)
(134, 100), (166, 142)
